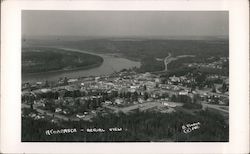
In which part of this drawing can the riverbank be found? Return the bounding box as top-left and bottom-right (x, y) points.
(23, 60), (103, 76)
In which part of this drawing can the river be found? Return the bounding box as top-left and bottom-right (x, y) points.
(22, 47), (141, 82)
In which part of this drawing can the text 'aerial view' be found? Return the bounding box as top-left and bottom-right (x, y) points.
(21, 11), (229, 142)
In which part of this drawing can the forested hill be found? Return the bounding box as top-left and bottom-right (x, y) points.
(22, 47), (104, 74)
(22, 39), (229, 73)
(53, 39), (229, 58)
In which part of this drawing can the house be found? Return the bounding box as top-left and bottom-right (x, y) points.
(36, 82), (43, 85)
(34, 115), (45, 120)
(155, 78), (161, 83)
(40, 88), (52, 93)
(68, 78), (78, 83)
(138, 98), (144, 103)
(169, 75), (180, 83)
(95, 77), (101, 82)
(29, 113), (36, 118)
(104, 101), (112, 105)
(115, 98), (124, 105)
(76, 113), (85, 119)
(55, 108), (62, 113)
(62, 109), (70, 115)
(128, 88), (136, 93)
(162, 102), (177, 107)
(179, 90), (189, 96)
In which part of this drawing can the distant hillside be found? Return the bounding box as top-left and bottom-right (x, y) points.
(22, 39), (229, 73)
(22, 47), (103, 74)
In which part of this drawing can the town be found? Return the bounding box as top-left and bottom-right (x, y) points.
(21, 57), (229, 124)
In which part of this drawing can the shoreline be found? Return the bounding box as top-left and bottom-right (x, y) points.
(22, 61), (103, 76)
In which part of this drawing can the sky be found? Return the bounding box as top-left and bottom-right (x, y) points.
(22, 11), (228, 38)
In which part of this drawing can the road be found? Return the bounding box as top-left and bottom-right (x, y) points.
(201, 102), (229, 113)
(163, 53), (172, 71)
(153, 53), (195, 74)
(152, 53), (174, 73)
(196, 89), (228, 98)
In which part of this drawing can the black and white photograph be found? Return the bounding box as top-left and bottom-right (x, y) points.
(1, 0), (249, 153)
(21, 11), (229, 142)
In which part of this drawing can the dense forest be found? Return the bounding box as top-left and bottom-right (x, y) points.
(139, 57), (165, 72)
(61, 39), (229, 57)
(22, 109), (228, 142)
(22, 47), (103, 73)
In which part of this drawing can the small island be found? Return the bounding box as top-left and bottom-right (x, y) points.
(22, 47), (104, 74)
